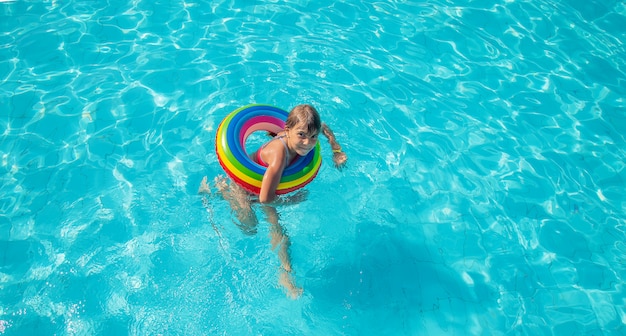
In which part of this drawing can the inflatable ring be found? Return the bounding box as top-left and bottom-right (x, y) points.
(215, 104), (322, 195)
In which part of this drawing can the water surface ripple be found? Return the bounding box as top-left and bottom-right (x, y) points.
(1, 0), (625, 335)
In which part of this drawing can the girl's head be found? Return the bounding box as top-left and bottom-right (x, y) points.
(285, 104), (321, 135)
(285, 104), (321, 156)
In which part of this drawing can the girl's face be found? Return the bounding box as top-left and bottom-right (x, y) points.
(286, 122), (319, 156)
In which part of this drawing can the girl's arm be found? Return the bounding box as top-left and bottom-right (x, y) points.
(258, 144), (287, 203)
(321, 123), (347, 168)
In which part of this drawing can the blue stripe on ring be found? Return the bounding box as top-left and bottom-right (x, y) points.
(227, 106), (286, 175)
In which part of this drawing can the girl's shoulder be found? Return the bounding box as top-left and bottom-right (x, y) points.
(259, 135), (288, 165)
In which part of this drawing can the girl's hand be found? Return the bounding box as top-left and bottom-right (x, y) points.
(322, 123), (347, 169)
(280, 189), (309, 204)
(332, 151), (347, 169)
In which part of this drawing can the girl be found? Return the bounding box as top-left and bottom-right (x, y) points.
(199, 104), (346, 298)
(252, 104), (346, 203)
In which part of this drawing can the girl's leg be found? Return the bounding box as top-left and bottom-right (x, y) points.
(263, 205), (302, 299)
(214, 176), (258, 234)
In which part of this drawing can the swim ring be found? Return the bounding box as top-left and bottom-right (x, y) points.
(215, 104), (322, 195)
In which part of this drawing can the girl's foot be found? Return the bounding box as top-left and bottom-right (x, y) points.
(279, 271), (303, 299)
(198, 176), (211, 194)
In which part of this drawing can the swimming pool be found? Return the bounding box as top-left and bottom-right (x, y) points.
(1, 0), (625, 334)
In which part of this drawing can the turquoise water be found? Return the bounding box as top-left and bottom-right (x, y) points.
(1, 0), (626, 334)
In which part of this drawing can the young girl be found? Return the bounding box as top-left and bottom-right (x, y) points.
(253, 104), (346, 203)
(199, 104), (346, 298)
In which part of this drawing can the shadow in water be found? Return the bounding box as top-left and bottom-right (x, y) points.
(305, 221), (498, 335)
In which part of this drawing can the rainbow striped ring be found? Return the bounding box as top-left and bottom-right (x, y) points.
(215, 104), (322, 195)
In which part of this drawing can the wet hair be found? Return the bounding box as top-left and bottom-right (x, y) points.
(285, 104), (322, 135)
